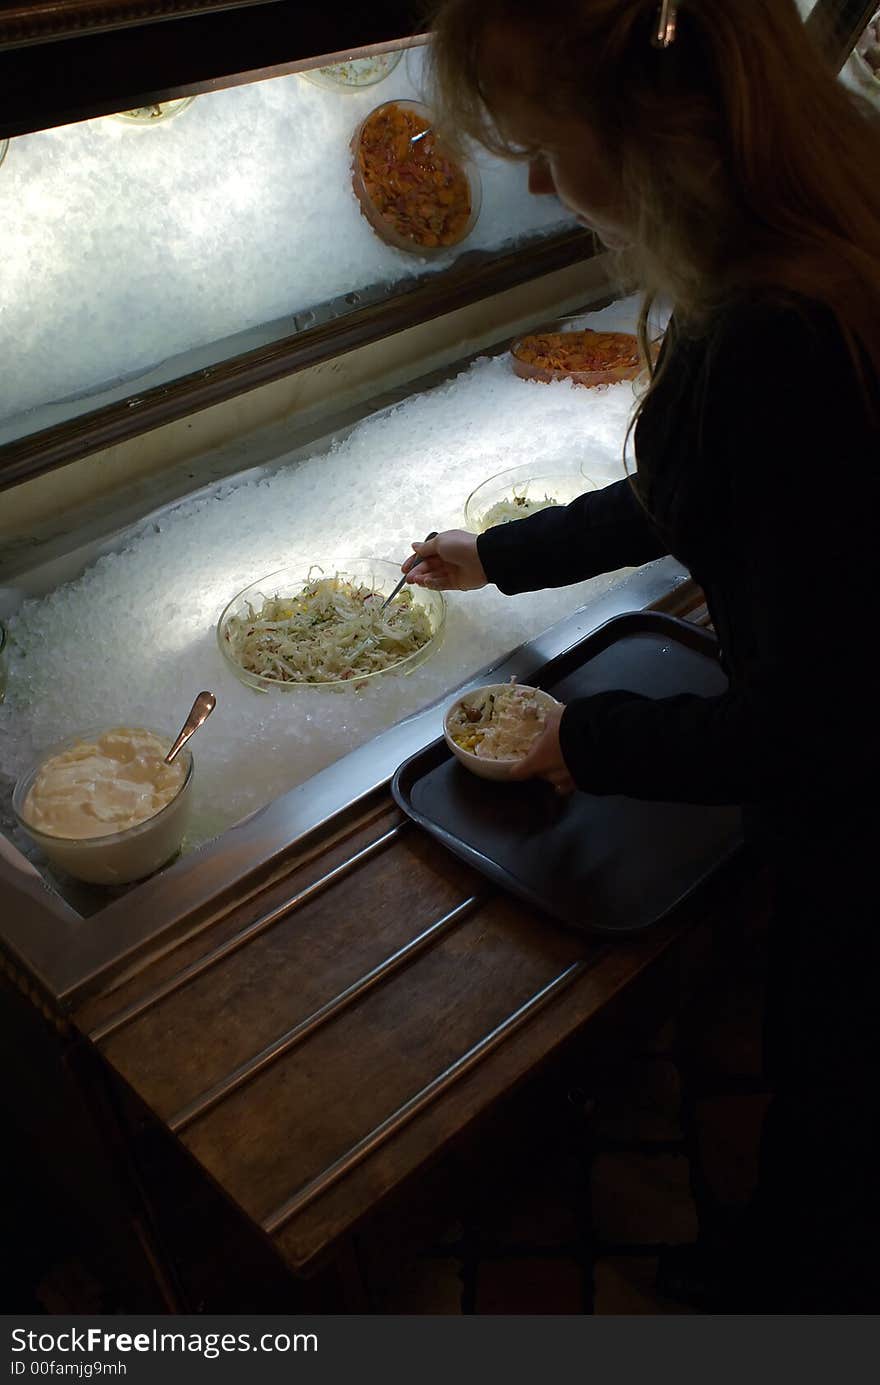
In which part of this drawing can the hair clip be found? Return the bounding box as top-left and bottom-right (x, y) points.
(651, 0), (679, 49)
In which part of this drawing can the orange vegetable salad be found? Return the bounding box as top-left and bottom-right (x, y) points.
(513, 329), (641, 376)
(355, 102), (472, 250)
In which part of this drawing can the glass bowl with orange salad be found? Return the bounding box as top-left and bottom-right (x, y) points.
(351, 99), (481, 256)
(510, 323), (643, 388)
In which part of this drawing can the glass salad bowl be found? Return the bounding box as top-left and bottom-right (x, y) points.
(509, 320), (643, 388)
(351, 99), (481, 256)
(216, 558), (447, 692)
(464, 462), (599, 534)
(12, 729), (193, 886)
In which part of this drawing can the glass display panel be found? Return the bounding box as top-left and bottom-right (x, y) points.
(0, 43), (576, 446)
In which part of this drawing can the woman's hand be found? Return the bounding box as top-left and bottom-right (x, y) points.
(508, 704), (576, 795)
(402, 529), (488, 592)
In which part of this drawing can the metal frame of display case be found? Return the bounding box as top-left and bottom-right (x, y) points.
(0, 1), (275, 49)
(0, 3), (421, 113)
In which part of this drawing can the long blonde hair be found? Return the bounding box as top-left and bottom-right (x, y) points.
(427, 0), (880, 410)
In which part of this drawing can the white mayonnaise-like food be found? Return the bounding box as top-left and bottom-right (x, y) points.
(23, 727), (186, 839)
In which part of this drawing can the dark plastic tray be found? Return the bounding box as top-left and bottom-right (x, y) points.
(392, 611), (743, 937)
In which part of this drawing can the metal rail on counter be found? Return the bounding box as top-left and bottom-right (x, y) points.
(89, 824), (412, 1043)
(0, 556), (696, 1005)
(163, 891), (485, 1133)
(259, 953), (592, 1235)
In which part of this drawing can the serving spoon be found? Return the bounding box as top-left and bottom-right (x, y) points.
(165, 690), (216, 765)
(346, 532), (438, 668)
(380, 531), (438, 610)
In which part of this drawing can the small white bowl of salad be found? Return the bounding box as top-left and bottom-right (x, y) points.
(443, 679), (561, 781)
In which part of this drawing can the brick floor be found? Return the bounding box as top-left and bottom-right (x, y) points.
(590, 1151), (699, 1246)
(590, 1054), (684, 1143)
(474, 1256), (585, 1314)
(695, 1092), (771, 1210)
(593, 1255), (695, 1315)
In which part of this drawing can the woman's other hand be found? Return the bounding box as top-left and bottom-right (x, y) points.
(508, 704), (575, 794)
(402, 529), (488, 591)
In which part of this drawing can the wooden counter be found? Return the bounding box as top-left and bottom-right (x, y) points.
(57, 593), (765, 1307)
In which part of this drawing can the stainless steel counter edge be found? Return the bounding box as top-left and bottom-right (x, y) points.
(0, 557), (689, 1005)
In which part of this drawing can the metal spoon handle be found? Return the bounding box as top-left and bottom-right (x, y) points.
(165, 690), (216, 764)
(383, 531), (439, 608)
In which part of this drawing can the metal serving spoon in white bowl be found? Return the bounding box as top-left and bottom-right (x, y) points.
(165, 690), (216, 765)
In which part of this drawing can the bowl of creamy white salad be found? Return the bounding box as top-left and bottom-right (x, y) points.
(12, 726), (193, 885)
(443, 680), (561, 781)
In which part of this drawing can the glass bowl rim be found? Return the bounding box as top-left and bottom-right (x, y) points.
(301, 50), (404, 89)
(12, 726), (194, 850)
(351, 98), (482, 258)
(216, 557), (448, 692)
(509, 313), (663, 341)
(464, 461), (600, 530)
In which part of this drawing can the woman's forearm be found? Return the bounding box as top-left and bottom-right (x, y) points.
(476, 477), (668, 595)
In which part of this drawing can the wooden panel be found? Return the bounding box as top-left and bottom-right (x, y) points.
(76, 798), (404, 1033)
(273, 911), (690, 1272)
(177, 893), (589, 1224)
(97, 826), (481, 1119)
(269, 852), (756, 1272)
(84, 802), (754, 1273)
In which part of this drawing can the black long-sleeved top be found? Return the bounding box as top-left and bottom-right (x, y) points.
(477, 297), (880, 852)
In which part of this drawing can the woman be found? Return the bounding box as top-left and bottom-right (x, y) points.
(404, 0), (880, 1311)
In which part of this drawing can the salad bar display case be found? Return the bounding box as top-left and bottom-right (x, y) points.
(0, 0), (868, 1310)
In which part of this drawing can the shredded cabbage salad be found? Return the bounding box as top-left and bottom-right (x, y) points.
(312, 55), (401, 86)
(448, 681), (549, 760)
(480, 490), (559, 530)
(223, 570), (434, 685)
